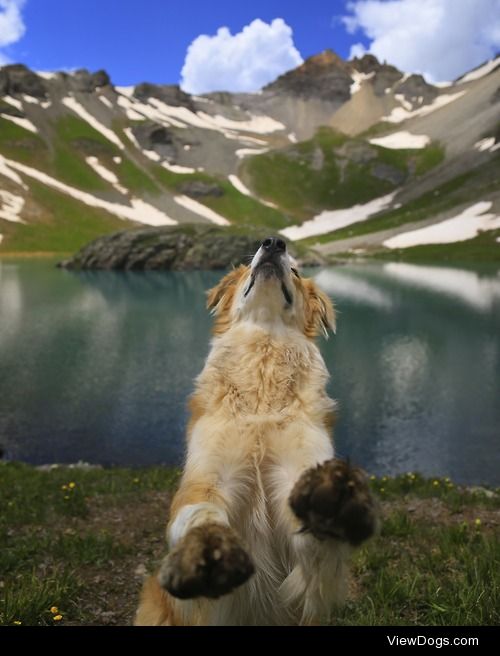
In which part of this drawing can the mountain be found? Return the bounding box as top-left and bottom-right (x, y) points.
(0, 51), (499, 261)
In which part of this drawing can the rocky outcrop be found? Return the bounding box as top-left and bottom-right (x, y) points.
(58, 225), (323, 271)
(131, 122), (178, 159)
(133, 83), (194, 110)
(264, 50), (353, 104)
(0, 64), (47, 98)
(178, 181), (224, 198)
(69, 69), (111, 92)
(396, 74), (439, 104)
(0, 100), (25, 117)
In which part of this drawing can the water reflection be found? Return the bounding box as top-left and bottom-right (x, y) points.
(0, 259), (499, 484)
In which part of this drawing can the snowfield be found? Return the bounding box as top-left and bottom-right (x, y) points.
(281, 192), (397, 241)
(62, 97), (125, 150)
(228, 174), (252, 196)
(457, 57), (500, 84)
(173, 195), (229, 225)
(383, 91), (466, 123)
(0, 191), (25, 223)
(383, 202), (500, 249)
(2, 156), (177, 226)
(350, 71), (374, 95)
(369, 131), (430, 149)
(85, 157), (128, 195)
(474, 138), (500, 153)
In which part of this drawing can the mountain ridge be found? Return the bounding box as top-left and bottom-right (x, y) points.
(0, 50), (499, 260)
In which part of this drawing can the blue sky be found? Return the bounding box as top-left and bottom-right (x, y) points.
(1, 0), (499, 90)
(6, 0), (363, 85)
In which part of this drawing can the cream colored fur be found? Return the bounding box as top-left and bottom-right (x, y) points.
(135, 245), (351, 626)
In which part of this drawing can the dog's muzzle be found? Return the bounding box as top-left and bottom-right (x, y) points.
(245, 237), (293, 305)
(254, 237), (287, 278)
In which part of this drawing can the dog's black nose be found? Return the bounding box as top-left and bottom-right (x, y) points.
(261, 237), (286, 255)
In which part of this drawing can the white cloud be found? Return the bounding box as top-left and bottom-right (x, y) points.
(0, 0), (26, 64)
(180, 18), (303, 94)
(342, 0), (500, 82)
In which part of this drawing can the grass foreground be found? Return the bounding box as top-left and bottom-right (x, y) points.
(0, 462), (498, 626)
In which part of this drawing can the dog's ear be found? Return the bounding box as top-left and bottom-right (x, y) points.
(302, 278), (336, 338)
(206, 266), (247, 333)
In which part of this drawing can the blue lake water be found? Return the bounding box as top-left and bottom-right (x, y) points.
(0, 259), (499, 485)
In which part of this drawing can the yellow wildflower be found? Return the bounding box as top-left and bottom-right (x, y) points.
(370, 475), (376, 481)
(61, 485), (68, 491)
(380, 487), (385, 493)
(133, 478), (140, 484)
(53, 615), (63, 622)
(50, 606), (58, 614)
(68, 482), (76, 489)
(474, 518), (481, 527)
(433, 480), (440, 486)
(13, 620), (22, 625)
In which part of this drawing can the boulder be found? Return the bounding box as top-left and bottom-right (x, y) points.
(178, 181), (225, 198)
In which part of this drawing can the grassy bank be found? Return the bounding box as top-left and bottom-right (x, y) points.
(0, 462), (498, 626)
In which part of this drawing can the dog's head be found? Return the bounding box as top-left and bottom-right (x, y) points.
(207, 237), (335, 338)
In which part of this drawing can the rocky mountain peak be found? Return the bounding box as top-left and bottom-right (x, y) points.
(66, 68), (111, 92)
(302, 49), (350, 71)
(264, 49), (353, 103)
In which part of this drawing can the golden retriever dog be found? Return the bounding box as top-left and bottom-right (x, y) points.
(135, 237), (378, 626)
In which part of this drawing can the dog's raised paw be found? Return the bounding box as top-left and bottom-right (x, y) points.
(289, 459), (379, 546)
(158, 523), (254, 599)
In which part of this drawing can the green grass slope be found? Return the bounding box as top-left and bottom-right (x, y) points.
(300, 156), (500, 248)
(241, 127), (445, 220)
(1, 181), (130, 254)
(0, 113), (293, 253)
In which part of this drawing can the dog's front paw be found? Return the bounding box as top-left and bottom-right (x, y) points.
(289, 459), (379, 546)
(158, 523), (254, 599)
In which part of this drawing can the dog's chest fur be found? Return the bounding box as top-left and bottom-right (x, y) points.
(197, 323), (328, 417)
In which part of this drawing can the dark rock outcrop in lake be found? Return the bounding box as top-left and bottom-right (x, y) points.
(58, 225), (325, 271)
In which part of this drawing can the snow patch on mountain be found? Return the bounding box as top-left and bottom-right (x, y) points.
(457, 57), (500, 84)
(350, 71), (374, 95)
(474, 137), (500, 153)
(62, 97), (125, 150)
(383, 91), (466, 123)
(85, 157), (127, 194)
(2, 156), (176, 226)
(228, 174), (252, 196)
(383, 202), (500, 248)
(98, 96), (114, 109)
(369, 131), (430, 149)
(281, 192), (397, 240)
(0, 190), (25, 223)
(174, 195), (229, 225)
(1, 114), (38, 134)
(0, 155), (27, 189)
(162, 162), (196, 174)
